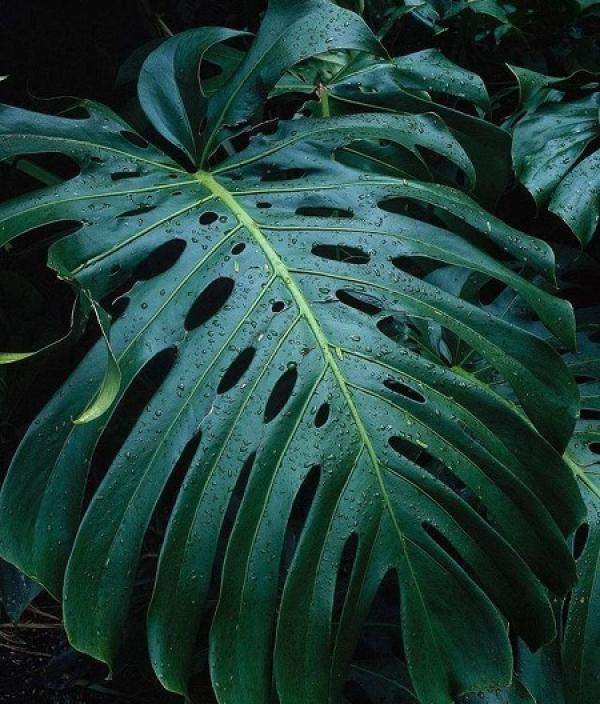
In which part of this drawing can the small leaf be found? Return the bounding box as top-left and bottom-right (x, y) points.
(73, 297), (121, 424)
(138, 27), (249, 164)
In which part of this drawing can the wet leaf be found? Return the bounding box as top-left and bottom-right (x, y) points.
(0, 8), (585, 704)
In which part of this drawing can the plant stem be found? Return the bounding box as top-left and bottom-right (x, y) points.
(317, 83), (331, 117)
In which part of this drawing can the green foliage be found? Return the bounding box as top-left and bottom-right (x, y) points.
(511, 68), (600, 245)
(561, 328), (600, 704)
(368, 0), (512, 42)
(0, 1), (599, 703)
(0, 559), (41, 623)
(274, 48), (511, 204)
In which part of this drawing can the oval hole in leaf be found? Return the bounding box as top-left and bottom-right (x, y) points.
(391, 256), (429, 278)
(85, 346), (178, 505)
(388, 435), (424, 463)
(336, 289), (382, 316)
(479, 278), (506, 305)
(231, 243), (246, 255)
(562, 590), (573, 633)
(389, 435), (467, 496)
(217, 347), (256, 394)
(19, 152), (81, 181)
(152, 430), (203, 536)
(264, 366), (298, 423)
(261, 168), (306, 182)
(120, 130), (149, 149)
(184, 277), (235, 332)
(211, 451), (257, 586)
(296, 206), (353, 219)
(378, 197), (434, 221)
(377, 315), (407, 341)
(10, 220), (82, 254)
(280, 465), (321, 580)
(272, 301), (286, 313)
(133, 239), (186, 281)
(312, 244), (370, 264)
(574, 522), (589, 560)
(117, 204), (156, 219)
(422, 522), (469, 573)
(111, 170), (141, 181)
(349, 568), (402, 666)
(314, 403), (330, 428)
(331, 532), (359, 647)
(384, 378), (426, 404)
(199, 211), (218, 225)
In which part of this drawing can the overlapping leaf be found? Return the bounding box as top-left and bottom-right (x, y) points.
(507, 324), (600, 704)
(561, 327), (600, 704)
(0, 9), (586, 704)
(512, 69), (600, 245)
(276, 49), (511, 204)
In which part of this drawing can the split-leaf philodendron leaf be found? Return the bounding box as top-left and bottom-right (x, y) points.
(0, 3), (586, 703)
(509, 326), (600, 704)
(275, 49), (512, 205)
(511, 68), (600, 246)
(561, 328), (600, 704)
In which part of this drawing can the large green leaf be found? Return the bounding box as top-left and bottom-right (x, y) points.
(393, 49), (491, 113)
(509, 324), (600, 704)
(0, 14), (585, 704)
(508, 324), (600, 704)
(280, 51), (512, 204)
(195, 0), (383, 166)
(561, 327), (600, 704)
(512, 70), (600, 246)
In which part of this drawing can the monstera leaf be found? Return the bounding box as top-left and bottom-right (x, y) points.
(561, 327), (600, 704)
(276, 47), (490, 112)
(373, 0), (512, 39)
(274, 48), (512, 205)
(505, 325), (600, 704)
(512, 68), (600, 246)
(0, 5), (586, 704)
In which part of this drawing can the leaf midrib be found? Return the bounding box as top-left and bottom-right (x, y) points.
(193, 170), (437, 616)
(196, 169), (449, 694)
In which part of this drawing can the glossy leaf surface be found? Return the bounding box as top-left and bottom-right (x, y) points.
(282, 51), (512, 204)
(0, 11), (585, 704)
(562, 329), (600, 704)
(512, 72), (600, 245)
